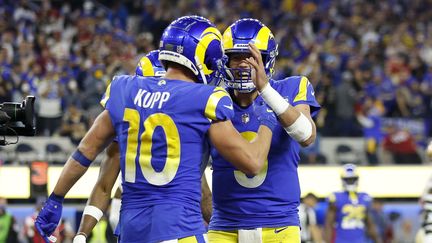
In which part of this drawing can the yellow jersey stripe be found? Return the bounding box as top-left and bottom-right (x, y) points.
(255, 26), (271, 50)
(293, 76), (308, 102)
(349, 191), (358, 202)
(139, 57), (155, 77)
(222, 27), (234, 49)
(205, 87), (229, 121)
(100, 82), (112, 108)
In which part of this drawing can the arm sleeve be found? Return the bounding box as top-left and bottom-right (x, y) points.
(204, 87), (234, 121)
(100, 80), (113, 108)
(100, 76), (128, 129)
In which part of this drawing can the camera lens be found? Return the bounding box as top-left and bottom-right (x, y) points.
(0, 102), (25, 122)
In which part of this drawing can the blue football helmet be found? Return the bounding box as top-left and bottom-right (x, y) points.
(341, 164), (359, 192)
(158, 15), (225, 85)
(222, 18), (278, 92)
(135, 50), (166, 77)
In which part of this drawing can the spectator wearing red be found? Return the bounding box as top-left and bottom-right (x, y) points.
(382, 126), (422, 164)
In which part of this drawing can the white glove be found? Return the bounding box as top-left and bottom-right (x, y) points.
(72, 234), (86, 243)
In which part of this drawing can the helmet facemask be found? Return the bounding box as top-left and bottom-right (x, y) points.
(342, 176), (359, 192)
(222, 18), (278, 93)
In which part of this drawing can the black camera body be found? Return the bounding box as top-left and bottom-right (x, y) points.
(0, 96), (36, 139)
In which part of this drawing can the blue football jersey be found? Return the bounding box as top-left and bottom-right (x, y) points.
(209, 76), (320, 230)
(327, 192), (372, 243)
(101, 75), (233, 243)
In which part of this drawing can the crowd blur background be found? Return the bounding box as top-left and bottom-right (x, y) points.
(0, 0), (431, 242)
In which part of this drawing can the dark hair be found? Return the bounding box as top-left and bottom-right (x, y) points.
(304, 192), (318, 200)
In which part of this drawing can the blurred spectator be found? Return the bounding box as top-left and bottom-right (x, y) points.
(37, 68), (64, 136)
(395, 220), (414, 243)
(59, 103), (88, 146)
(300, 134), (327, 164)
(87, 215), (116, 243)
(370, 199), (391, 243)
(56, 219), (75, 243)
(334, 71), (361, 136)
(382, 126), (422, 164)
(356, 96), (385, 165)
(23, 200), (46, 243)
(299, 193), (323, 243)
(0, 198), (18, 243)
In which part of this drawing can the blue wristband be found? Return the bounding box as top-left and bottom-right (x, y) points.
(71, 149), (93, 167)
(49, 192), (64, 203)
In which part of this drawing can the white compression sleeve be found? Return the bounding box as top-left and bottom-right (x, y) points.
(284, 112), (313, 142)
(83, 205), (103, 222)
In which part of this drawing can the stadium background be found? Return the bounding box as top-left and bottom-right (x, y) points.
(0, 0), (431, 242)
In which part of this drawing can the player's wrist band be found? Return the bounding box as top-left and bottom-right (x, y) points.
(73, 234), (86, 243)
(49, 192), (65, 203)
(72, 149), (93, 167)
(83, 205), (103, 222)
(258, 83), (290, 116)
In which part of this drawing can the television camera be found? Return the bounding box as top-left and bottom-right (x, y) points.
(0, 96), (36, 145)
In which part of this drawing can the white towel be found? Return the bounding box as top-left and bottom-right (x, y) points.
(238, 228), (262, 243)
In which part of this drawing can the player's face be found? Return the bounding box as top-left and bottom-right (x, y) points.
(342, 177), (359, 192)
(228, 52), (255, 81)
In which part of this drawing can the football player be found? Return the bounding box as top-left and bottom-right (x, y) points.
(35, 50), (166, 243)
(207, 18), (320, 243)
(36, 15), (277, 243)
(324, 164), (381, 243)
(108, 49), (166, 232)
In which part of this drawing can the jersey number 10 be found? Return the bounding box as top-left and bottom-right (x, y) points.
(123, 108), (181, 186)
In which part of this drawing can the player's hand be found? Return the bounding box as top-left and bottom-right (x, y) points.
(73, 234), (87, 243)
(253, 101), (278, 131)
(245, 43), (269, 92)
(35, 194), (64, 243)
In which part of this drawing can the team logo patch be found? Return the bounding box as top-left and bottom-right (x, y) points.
(158, 80), (166, 86)
(241, 113), (250, 124)
(176, 46), (184, 54)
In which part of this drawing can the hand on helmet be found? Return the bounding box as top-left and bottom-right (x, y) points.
(244, 43), (269, 92)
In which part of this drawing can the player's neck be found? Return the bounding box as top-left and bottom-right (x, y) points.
(232, 90), (258, 107)
(164, 65), (197, 83)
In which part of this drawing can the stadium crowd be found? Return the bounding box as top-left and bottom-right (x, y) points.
(1, 0), (432, 140)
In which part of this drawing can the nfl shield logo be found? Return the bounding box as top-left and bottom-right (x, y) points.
(241, 113), (250, 123)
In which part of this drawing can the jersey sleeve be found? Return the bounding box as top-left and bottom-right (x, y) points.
(204, 87), (234, 121)
(100, 76), (116, 108)
(100, 75), (129, 127)
(275, 76), (321, 118)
